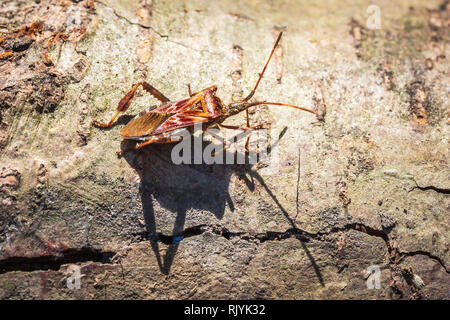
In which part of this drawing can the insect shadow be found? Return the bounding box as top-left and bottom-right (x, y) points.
(121, 137), (235, 274)
(120, 129), (324, 286)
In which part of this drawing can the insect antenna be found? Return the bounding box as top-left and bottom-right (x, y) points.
(227, 100), (316, 117)
(233, 32), (316, 116)
(243, 101), (316, 114)
(242, 32), (283, 102)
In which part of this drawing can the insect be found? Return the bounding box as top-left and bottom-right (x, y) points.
(93, 32), (316, 156)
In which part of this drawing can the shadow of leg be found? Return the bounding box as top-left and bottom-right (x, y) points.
(161, 207), (186, 274)
(140, 183), (164, 272)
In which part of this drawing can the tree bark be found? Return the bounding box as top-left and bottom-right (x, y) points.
(0, 0), (448, 299)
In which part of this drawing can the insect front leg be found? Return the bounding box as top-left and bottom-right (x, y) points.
(206, 128), (232, 156)
(218, 123), (265, 152)
(93, 81), (170, 128)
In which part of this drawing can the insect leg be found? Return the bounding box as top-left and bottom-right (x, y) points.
(187, 84), (193, 96)
(140, 82), (170, 103)
(93, 82), (170, 128)
(211, 140), (232, 157)
(218, 123), (264, 152)
(117, 134), (183, 156)
(207, 129), (232, 157)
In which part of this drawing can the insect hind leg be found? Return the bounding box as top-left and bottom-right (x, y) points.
(93, 81), (170, 128)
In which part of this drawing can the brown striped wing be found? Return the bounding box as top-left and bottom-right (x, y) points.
(120, 112), (173, 139)
(150, 111), (211, 135)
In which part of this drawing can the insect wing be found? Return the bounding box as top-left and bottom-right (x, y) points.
(120, 112), (173, 139)
(151, 97), (201, 114)
(150, 111), (210, 135)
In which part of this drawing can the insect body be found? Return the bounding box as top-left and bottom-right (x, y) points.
(93, 32), (316, 156)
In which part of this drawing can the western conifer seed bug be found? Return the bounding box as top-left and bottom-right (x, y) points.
(93, 32), (316, 156)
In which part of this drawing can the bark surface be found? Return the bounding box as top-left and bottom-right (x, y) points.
(0, 0), (449, 299)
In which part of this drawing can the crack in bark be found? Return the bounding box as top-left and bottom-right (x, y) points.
(410, 184), (450, 195)
(135, 222), (449, 273)
(94, 0), (225, 58)
(0, 247), (116, 274)
(399, 250), (449, 273)
(1, 222), (447, 275)
(94, 0), (167, 37)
